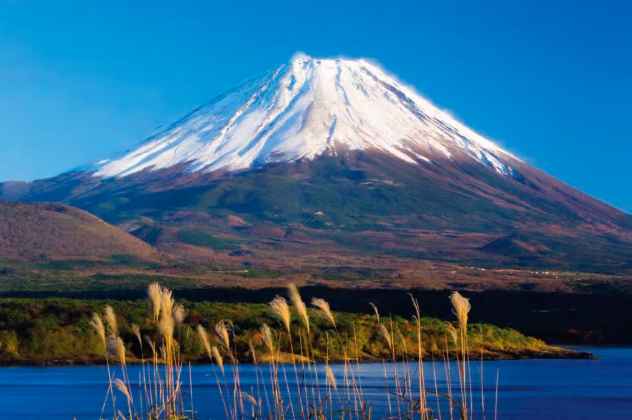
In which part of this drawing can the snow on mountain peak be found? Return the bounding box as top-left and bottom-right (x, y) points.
(94, 53), (518, 178)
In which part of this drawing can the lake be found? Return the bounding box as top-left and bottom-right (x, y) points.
(0, 346), (630, 419)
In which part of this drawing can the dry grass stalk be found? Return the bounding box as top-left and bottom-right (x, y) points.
(131, 324), (142, 347)
(369, 302), (381, 324)
(211, 346), (224, 373)
(325, 366), (337, 390)
(90, 313), (106, 347)
(173, 304), (186, 325)
(114, 378), (133, 419)
(409, 293), (428, 419)
(160, 288), (175, 321)
(197, 325), (212, 359)
(147, 282), (162, 321)
(450, 291), (471, 332)
(244, 392), (258, 407)
(93, 281), (498, 420)
(269, 296), (291, 334)
(158, 287), (175, 347)
(248, 339), (258, 364)
(144, 335), (156, 357)
(288, 283), (310, 334)
(378, 323), (393, 353)
(103, 305), (118, 337)
(312, 297), (336, 328)
(450, 291), (472, 420)
(447, 324), (459, 345)
(214, 320), (231, 350)
(260, 323), (275, 354)
(108, 335), (126, 366)
(159, 311), (174, 344)
(114, 378), (132, 403)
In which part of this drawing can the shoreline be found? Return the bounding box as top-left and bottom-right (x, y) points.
(0, 348), (594, 368)
(1, 286), (630, 345)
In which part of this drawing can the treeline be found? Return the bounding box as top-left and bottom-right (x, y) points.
(0, 296), (578, 364)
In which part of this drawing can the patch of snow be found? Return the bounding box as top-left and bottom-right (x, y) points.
(95, 54), (518, 178)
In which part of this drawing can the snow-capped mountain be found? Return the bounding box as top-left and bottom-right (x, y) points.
(3, 53), (632, 275)
(95, 53), (517, 178)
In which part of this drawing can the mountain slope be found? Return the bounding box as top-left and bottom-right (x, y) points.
(2, 54), (631, 277)
(0, 202), (158, 262)
(93, 53), (517, 178)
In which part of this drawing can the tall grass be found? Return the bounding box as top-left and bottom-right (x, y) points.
(92, 283), (496, 419)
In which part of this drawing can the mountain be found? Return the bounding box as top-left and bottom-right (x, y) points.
(92, 53), (516, 178)
(3, 54), (632, 281)
(0, 202), (158, 262)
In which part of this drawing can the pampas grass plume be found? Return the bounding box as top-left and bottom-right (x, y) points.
(90, 313), (106, 348)
(288, 283), (310, 334)
(211, 346), (224, 373)
(147, 282), (162, 321)
(269, 296), (291, 334)
(312, 297), (336, 328)
(450, 292), (471, 332)
(197, 325), (212, 359)
(103, 305), (118, 337)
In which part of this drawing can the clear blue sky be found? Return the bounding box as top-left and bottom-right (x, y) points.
(1, 1), (630, 212)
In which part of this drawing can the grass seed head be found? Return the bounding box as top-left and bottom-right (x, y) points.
(288, 283), (310, 334)
(211, 346), (224, 373)
(325, 365), (337, 390)
(450, 291), (471, 332)
(173, 304), (186, 325)
(269, 296), (291, 334)
(409, 293), (421, 320)
(312, 297), (336, 328)
(378, 323), (393, 352)
(144, 335), (156, 357)
(131, 324), (142, 347)
(369, 302), (381, 324)
(197, 325), (212, 359)
(447, 324), (459, 345)
(160, 287), (174, 320)
(214, 320), (231, 350)
(89, 313), (106, 348)
(103, 305), (118, 337)
(159, 310), (175, 343)
(114, 378), (132, 403)
(147, 282), (162, 321)
(108, 335), (126, 365)
(260, 323), (275, 354)
(248, 338), (258, 365)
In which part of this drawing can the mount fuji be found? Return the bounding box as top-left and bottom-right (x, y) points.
(3, 54), (632, 280)
(93, 53), (516, 179)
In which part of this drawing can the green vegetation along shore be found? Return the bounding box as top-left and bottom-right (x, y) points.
(0, 295), (588, 365)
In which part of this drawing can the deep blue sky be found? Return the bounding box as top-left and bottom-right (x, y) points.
(1, 1), (630, 212)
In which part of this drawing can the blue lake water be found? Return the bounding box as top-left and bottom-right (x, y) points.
(0, 346), (631, 419)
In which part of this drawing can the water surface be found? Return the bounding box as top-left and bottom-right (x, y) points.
(0, 347), (630, 419)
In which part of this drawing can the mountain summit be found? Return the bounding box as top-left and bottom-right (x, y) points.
(2, 54), (631, 278)
(95, 54), (516, 178)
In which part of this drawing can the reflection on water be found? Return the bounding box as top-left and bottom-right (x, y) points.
(0, 347), (630, 419)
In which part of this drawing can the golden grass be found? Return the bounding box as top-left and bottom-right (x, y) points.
(269, 295), (291, 334)
(173, 303), (186, 325)
(214, 320), (231, 351)
(311, 297), (336, 328)
(92, 282), (498, 420)
(103, 305), (118, 337)
(89, 313), (106, 348)
(147, 282), (161, 321)
(288, 283), (310, 334)
(197, 324), (212, 359)
(450, 291), (471, 332)
(211, 346), (224, 373)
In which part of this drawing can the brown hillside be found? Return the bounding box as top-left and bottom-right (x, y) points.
(0, 202), (158, 261)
